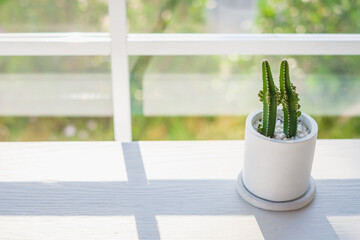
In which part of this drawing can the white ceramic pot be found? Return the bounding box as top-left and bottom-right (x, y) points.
(242, 109), (318, 202)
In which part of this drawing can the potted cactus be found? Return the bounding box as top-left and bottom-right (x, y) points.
(236, 59), (318, 211)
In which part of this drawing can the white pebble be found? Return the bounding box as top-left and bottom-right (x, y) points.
(253, 114), (310, 141)
(278, 133), (286, 140)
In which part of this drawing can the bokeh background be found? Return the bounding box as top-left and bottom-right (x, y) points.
(0, 0), (359, 141)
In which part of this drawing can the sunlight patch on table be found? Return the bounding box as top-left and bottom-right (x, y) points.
(0, 142), (128, 182)
(139, 141), (242, 180)
(0, 216), (138, 240)
(311, 140), (360, 180)
(156, 215), (264, 240)
(327, 216), (360, 240)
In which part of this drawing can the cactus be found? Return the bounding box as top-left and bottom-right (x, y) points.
(258, 60), (279, 137)
(279, 59), (301, 138)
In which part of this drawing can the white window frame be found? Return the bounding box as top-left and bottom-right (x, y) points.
(0, 0), (359, 141)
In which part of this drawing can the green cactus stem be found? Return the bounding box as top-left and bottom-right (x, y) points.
(279, 59), (301, 138)
(258, 60), (279, 137)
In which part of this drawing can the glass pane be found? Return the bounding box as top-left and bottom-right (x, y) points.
(130, 55), (360, 140)
(127, 0), (360, 33)
(0, 0), (109, 32)
(0, 56), (113, 141)
(0, 117), (113, 141)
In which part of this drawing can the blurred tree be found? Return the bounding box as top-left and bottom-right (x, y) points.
(128, 0), (208, 113)
(130, 0), (180, 113)
(0, 0), (108, 32)
(255, 0), (360, 76)
(257, 0), (360, 34)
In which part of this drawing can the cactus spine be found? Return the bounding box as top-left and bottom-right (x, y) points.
(258, 60), (279, 137)
(279, 59), (301, 138)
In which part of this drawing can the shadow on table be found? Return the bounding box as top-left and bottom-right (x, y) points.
(0, 142), (359, 240)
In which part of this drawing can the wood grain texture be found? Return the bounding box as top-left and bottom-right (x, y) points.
(0, 140), (359, 240)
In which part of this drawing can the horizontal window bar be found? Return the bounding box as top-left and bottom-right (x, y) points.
(0, 74), (112, 116)
(1, 72), (359, 117)
(142, 73), (360, 117)
(0, 33), (111, 56)
(127, 34), (360, 55)
(0, 33), (359, 56)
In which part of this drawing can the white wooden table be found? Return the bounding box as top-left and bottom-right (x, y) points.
(0, 140), (359, 240)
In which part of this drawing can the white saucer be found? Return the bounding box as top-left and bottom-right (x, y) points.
(236, 171), (316, 211)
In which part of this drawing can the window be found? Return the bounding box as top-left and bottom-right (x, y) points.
(0, 0), (359, 141)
